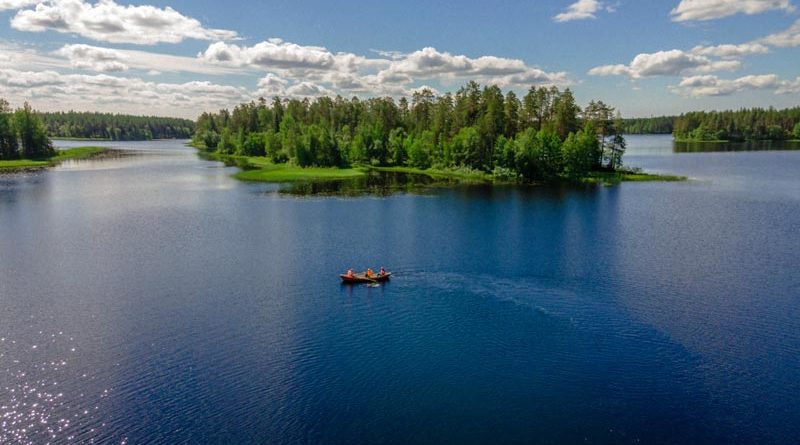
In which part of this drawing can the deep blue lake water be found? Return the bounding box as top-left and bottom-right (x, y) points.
(1, 135), (799, 444)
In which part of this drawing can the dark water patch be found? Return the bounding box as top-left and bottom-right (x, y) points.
(278, 170), (453, 196)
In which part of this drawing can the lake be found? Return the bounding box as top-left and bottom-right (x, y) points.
(1, 135), (799, 444)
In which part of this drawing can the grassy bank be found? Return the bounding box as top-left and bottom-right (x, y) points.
(0, 146), (108, 171)
(205, 152), (367, 182)
(583, 170), (687, 186)
(201, 151), (685, 186)
(235, 165), (367, 182)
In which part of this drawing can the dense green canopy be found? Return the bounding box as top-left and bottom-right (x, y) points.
(194, 82), (627, 182)
(0, 100), (54, 160)
(40, 111), (194, 141)
(622, 107), (800, 141)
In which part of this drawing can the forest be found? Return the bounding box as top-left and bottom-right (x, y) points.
(0, 99), (54, 160)
(193, 82), (627, 182)
(40, 111), (195, 141)
(621, 116), (675, 135)
(621, 107), (800, 141)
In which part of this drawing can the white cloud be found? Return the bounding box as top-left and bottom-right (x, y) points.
(285, 81), (332, 98)
(0, 0), (38, 11)
(0, 68), (249, 118)
(11, 0), (238, 45)
(671, 0), (794, 22)
(199, 41), (568, 98)
(199, 39), (338, 71)
(12, 42), (246, 76)
(691, 43), (771, 58)
(758, 18), (800, 47)
(56, 43), (128, 72)
(588, 49), (740, 79)
(554, 0), (603, 22)
(254, 73), (290, 97)
(377, 47), (568, 88)
(669, 73), (799, 96)
(0, 41), (71, 71)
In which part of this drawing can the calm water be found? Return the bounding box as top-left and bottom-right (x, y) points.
(1, 136), (799, 444)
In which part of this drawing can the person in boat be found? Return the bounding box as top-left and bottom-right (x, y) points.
(379, 267), (386, 276)
(346, 269), (354, 278)
(366, 268), (374, 278)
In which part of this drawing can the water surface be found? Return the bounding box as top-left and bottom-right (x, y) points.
(1, 136), (798, 444)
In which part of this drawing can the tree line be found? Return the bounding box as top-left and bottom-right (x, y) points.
(193, 82), (627, 182)
(40, 111), (195, 141)
(0, 99), (54, 160)
(621, 107), (800, 141)
(620, 116), (675, 135)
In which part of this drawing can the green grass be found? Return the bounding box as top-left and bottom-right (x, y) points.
(235, 164), (366, 182)
(582, 170), (687, 185)
(204, 152), (367, 182)
(0, 146), (108, 171)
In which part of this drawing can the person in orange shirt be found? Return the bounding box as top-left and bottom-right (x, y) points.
(366, 268), (373, 278)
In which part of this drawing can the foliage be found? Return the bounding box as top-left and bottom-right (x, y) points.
(194, 82), (626, 183)
(0, 100), (53, 160)
(620, 116), (675, 134)
(40, 111), (194, 141)
(620, 107), (800, 141)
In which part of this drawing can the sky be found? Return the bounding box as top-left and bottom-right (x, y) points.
(0, 0), (799, 119)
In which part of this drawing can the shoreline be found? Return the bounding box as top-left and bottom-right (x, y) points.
(0, 146), (109, 172)
(201, 151), (685, 186)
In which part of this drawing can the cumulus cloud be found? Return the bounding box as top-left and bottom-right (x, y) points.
(691, 43), (771, 58)
(671, 0), (794, 22)
(669, 73), (799, 96)
(254, 73), (290, 97)
(56, 44), (128, 72)
(758, 18), (800, 47)
(199, 39), (338, 71)
(14, 42), (241, 76)
(10, 0), (238, 45)
(198, 41), (568, 98)
(377, 47), (568, 88)
(0, 0), (39, 10)
(0, 68), (249, 118)
(554, 0), (604, 22)
(588, 49), (741, 79)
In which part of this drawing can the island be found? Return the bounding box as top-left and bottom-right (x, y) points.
(193, 82), (684, 186)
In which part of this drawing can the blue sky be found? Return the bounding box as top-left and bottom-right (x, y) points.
(0, 0), (799, 118)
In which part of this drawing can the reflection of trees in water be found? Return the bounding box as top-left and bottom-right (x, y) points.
(280, 171), (454, 197)
(674, 140), (800, 153)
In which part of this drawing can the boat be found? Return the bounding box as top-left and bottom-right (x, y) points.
(340, 272), (392, 284)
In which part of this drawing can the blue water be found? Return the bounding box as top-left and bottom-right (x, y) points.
(1, 136), (799, 444)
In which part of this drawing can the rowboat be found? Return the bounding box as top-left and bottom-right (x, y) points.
(340, 272), (392, 283)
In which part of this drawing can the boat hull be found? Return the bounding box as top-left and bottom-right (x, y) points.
(340, 272), (392, 283)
